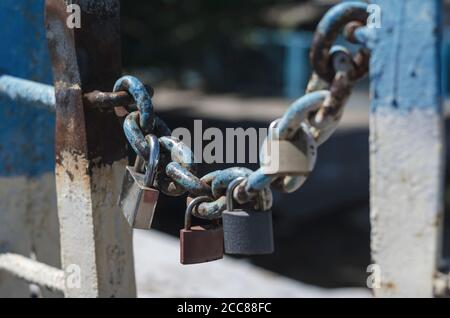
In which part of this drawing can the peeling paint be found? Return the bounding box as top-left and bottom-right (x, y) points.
(0, 0), (60, 297)
(370, 0), (444, 298)
(46, 0), (135, 297)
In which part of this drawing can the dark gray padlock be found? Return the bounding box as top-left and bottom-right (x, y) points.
(222, 177), (274, 255)
(118, 134), (160, 230)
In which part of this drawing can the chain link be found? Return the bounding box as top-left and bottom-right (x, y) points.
(112, 1), (370, 220)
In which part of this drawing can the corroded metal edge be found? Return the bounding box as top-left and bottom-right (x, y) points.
(45, 0), (136, 297)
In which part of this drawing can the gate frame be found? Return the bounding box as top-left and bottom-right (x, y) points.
(45, 0), (136, 297)
(0, 0), (448, 298)
(369, 0), (445, 297)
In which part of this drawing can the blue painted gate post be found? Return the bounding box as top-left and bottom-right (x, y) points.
(0, 0), (60, 297)
(369, 0), (444, 297)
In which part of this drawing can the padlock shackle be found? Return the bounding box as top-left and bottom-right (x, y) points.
(133, 155), (145, 173)
(226, 177), (246, 212)
(143, 134), (160, 187)
(226, 177), (273, 212)
(255, 187), (273, 211)
(267, 118), (281, 140)
(185, 196), (213, 230)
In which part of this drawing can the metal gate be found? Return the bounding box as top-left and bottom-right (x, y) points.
(0, 0), (448, 298)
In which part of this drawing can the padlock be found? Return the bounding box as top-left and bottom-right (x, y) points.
(260, 119), (317, 175)
(180, 196), (224, 265)
(118, 134), (160, 230)
(222, 177), (274, 255)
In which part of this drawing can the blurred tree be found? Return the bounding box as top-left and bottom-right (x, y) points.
(121, 0), (327, 93)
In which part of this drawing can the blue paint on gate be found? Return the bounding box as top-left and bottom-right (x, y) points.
(0, 0), (54, 177)
(369, 0), (442, 113)
(0, 75), (55, 110)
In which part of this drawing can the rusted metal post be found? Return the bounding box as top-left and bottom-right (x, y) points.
(45, 0), (136, 297)
(369, 0), (444, 297)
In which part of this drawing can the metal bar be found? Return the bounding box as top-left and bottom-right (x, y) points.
(0, 0), (60, 297)
(0, 254), (65, 293)
(46, 0), (136, 297)
(83, 90), (136, 109)
(0, 74), (139, 111)
(0, 75), (55, 110)
(369, 0), (444, 297)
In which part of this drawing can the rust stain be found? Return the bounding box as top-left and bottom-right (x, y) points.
(44, 0), (136, 297)
(310, 3), (369, 83)
(46, 0), (127, 170)
(382, 281), (397, 291)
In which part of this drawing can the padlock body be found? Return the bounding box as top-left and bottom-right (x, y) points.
(180, 225), (224, 264)
(222, 209), (274, 255)
(260, 132), (315, 175)
(118, 166), (159, 230)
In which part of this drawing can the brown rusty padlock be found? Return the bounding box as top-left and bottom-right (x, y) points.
(180, 196), (224, 265)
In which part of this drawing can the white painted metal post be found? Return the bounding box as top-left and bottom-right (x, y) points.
(46, 0), (136, 297)
(369, 0), (444, 297)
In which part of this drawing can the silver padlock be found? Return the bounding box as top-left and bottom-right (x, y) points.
(118, 134), (160, 230)
(260, 119), (317, 175)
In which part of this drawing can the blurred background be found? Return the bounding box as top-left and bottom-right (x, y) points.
(121, 0), (372, 295)
(118, 0), (450, 296)
(122, 0), (362, 97)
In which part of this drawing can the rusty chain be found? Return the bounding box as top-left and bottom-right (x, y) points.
(106, 2), (370, 219)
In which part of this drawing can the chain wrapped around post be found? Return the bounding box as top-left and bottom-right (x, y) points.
(109, 1), (370, 221)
